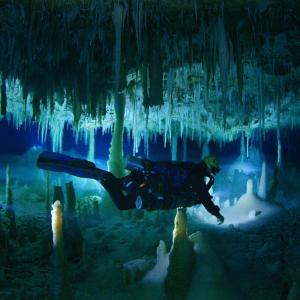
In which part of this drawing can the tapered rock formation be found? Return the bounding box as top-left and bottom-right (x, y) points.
(165, 208), (195, 300)
(51, 200), (71, 300)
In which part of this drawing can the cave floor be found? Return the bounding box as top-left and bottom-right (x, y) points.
(0, 184), (299, 300)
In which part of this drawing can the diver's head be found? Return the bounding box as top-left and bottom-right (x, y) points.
(203, 155), (220, 175)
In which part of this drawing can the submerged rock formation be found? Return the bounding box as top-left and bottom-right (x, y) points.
(258, 161), (267, 200)
(51, 200), (71, 300)
(65, 181), (83, 262)
(165, 208), (195, 300)
(222, 178), (280, 224)
(5, 165), (16, 239)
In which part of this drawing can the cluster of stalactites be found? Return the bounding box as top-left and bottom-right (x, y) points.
(3, 64), (300, 159)
(1, 0), (300, 156)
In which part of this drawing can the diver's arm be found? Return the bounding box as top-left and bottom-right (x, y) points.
(192, 178), (224, 224)
(206, 175), (215, 191)
(200, 193), (224, 224)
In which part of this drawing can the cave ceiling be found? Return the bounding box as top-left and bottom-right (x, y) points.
(0, 0), (300, 150)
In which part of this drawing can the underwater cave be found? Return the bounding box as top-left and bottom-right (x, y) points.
(0, 0), (300, 299)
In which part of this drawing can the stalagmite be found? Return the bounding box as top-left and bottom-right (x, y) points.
(165, 208), (195, 300)
(246, 179), (253, 195)
(5, 165), (16, 239)
(122, 259), (152, 285)
(142, 240), (169, 283)
(51, 200), (71, 300)
(222, 178), (279, 224)
(53, 186), (65, 208)
(65, 182), (83, 261)
(258, 161), (266, 199)
(276, 96), (282, 167)
(66, 182), (76, 214)
(107, 94), (125, 179)
(268, 165), (280, 201)
(45, 171), (51, 219)
(0, 211), (8, 283)
(93, 199), (100, 220)
(0, 212), (8, 252)
(187, 231), (241, 299)
(287, 282), (300, 300)
(5, 165), (11, 210)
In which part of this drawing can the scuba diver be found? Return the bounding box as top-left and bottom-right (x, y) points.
(37, 152), (224, 224)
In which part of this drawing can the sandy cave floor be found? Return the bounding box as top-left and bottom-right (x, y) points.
(0, 183), (300, 300)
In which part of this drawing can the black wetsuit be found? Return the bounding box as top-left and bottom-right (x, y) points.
(100, 159), (222, 219)
(187, 161), (222, 219)
(36, 151), (222, 219)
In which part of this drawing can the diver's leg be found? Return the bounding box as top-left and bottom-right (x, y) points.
(100, 173), (135, 210)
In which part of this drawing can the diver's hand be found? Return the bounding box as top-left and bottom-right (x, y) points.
(207, 175), (215, 190)
(217, 215), (224, 225)
(209, 175), (215, 182)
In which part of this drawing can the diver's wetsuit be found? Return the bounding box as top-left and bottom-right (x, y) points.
(36, 151), (222, 219)
(187, 161), (222, 219)
(100, 159), (222, 220)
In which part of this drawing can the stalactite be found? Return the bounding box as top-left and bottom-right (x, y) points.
(1, 75), (7, 115)
(73, 92), (81, 126)
(85, 53), (92, 116)
(236, 37), (244, 105)
(201, 140), (210, 159)
(87, 127), (95, 162)
(32, 94), (41, 120)
(258, 69), (265, 143)
(240, 131), (246, 162)
(132, 0), (144, 58)
(112, 3), (126, 92)
(217, 14), (230, 130)
(143, 129), (150, 159)
(246, 133), (250, 159)
(167, 68), (173, 101)
(142, 28), (150, 107)
(144, 110), (150, 158)
(182, 134), (187, 162)
(171, 134), (178, 161)
(149, 32), (163, 107)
